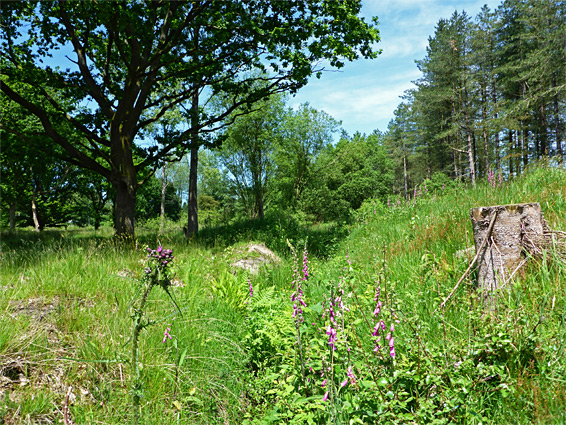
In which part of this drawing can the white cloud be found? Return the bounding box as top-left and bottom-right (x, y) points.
(291, 0), (503, 136)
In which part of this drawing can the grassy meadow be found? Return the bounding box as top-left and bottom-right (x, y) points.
(1, 163), (565, 424)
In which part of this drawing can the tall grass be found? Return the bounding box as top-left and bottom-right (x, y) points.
(0, 162), (564, 424)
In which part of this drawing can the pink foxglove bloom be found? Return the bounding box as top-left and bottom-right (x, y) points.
(323, 392), (329, 402)
(372, 323), (380, 336)
(162, 325), (172, 343)
(347, 366), (356, 385)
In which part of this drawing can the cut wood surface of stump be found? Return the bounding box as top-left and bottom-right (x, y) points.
(470, 203), (549, 308)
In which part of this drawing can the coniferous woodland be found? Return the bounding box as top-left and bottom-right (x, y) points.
(386, 0), (565, 194)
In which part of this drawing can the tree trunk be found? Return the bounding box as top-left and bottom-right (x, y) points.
(467, 130), (476, 186)
(31, 189), (40, 231)
(9, 202), (16, 231)
(481, 86), (489, 175)
(508, 130), (514, 177)
(114, 179), (136, 239)
(552, 74), (562, 157)
(470, 203), (548, 309)
(491, 77), (500, 169)
(403, 137), (408, 199)
(187, 145), (199, 237)
(255, 183), (264, 220)
(160, 165), (167, 235)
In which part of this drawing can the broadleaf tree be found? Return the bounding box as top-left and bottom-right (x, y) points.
(0, 0), (380, 238)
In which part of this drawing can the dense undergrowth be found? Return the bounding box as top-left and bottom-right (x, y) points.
(0, 163), (565, 424)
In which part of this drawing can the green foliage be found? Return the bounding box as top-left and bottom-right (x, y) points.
(1, 0), (380, 237)
(136, 176), (182, 223)
(0, 163), (565, 424)
(301, 131), (394, 222)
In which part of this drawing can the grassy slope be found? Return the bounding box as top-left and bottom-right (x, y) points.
(0, 163), (565, 424)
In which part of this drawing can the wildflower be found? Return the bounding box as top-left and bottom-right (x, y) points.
(321, 379), (327, 387)
(374, 286), (380, 302)
(162, 325), (172, 343)
(347, 366), (356, 385)
(326, 325), (337, 350)
(372, 322), (380, 336)
(302, 246), (309, 281)
(340, 379), (348, 388)
(323, 392), (329, 401)
(373, 301), (382, 317)
(144, 267), (152, 274)
(248, 277), (253, 298)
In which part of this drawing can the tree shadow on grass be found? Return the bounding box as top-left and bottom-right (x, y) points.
(194, 213), (349, 259)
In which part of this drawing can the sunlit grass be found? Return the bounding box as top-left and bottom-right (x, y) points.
(0, 162), (565, 424)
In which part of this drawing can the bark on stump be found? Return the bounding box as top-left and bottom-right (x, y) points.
(470, 203), (549, 308)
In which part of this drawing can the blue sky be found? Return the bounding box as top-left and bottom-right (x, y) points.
(290, 0), (503, 137)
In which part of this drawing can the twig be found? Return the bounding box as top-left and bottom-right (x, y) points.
(506, 258), (528, 283)
(437, 211), (498, 311)
(63, 385), (73, 425)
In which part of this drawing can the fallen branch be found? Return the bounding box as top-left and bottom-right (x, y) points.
(437, 211), (498, 311)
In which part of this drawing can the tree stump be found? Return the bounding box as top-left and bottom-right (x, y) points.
(470, 203), (549, 308)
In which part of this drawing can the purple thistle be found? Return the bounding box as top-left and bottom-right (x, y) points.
(147, 246), (174, 269)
